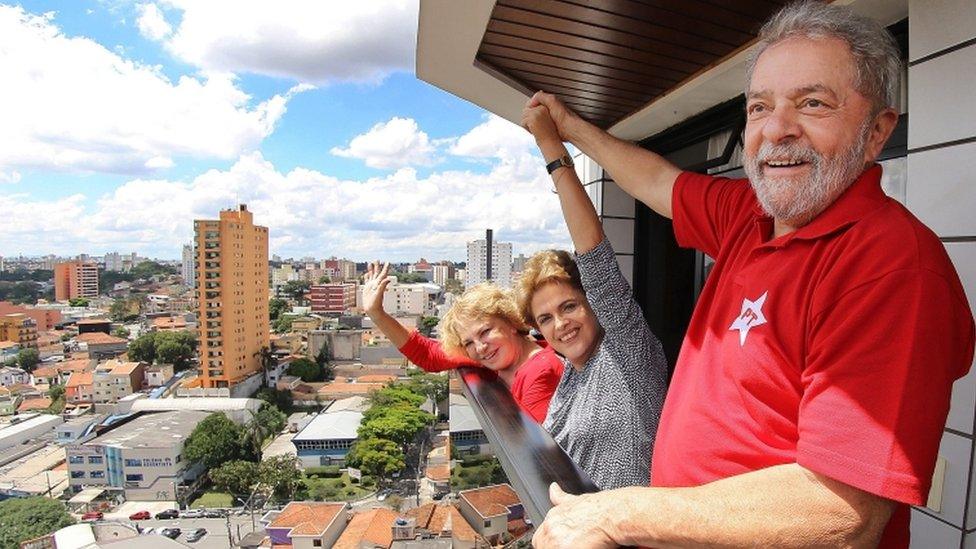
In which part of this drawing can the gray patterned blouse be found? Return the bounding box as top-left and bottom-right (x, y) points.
(542, 237), (668, 490)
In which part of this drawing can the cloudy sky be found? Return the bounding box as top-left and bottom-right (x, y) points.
(0, 1), (571, 261)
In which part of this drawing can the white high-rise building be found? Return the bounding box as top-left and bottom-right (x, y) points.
(104, 252), (123, 272)
(181, 244), (195, 287)
(465, 229), (512, 289)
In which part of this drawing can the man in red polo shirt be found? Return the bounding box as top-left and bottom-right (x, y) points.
(526, 2), (975, 548)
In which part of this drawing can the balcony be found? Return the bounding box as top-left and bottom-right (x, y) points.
(455, 367), (597, 528)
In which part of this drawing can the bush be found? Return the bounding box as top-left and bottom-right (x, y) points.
(304, 465), (342, 478)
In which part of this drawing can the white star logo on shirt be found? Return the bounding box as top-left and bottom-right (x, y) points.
(729, 291), (768, 346)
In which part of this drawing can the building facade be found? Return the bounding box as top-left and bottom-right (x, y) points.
(54, 261), (99, 301)
(465, 230), (512, 289)
(65, 410), (209, 501)
(309, 283), (356, 315)
(195, 204), (270, 389)
(181, 244), (195, 287)
(0, 313), (38, 349)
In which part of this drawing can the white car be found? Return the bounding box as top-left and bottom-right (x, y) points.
(181, 509), (205, 519)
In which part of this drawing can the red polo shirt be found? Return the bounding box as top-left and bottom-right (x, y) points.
(652, 165), (975, 546)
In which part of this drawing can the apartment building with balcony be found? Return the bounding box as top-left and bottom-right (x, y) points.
(194, 204), (270, 389)
(309, 283), (356, 315)
(54, 261), (99, 301)
(0, 313), (38, 349)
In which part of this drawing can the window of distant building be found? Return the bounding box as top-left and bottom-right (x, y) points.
(125, 474), (143, 482)
(90, 471), (105, 478)
(88, 456), (103, 464)
(68, 455), (85, 464)
(70, 471), (85, 478)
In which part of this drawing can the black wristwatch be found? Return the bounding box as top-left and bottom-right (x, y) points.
(545, 154), (574, 174)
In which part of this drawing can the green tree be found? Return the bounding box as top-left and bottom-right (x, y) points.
(282, 280), (311, 304)
(273, 315), (294, 334)
(67, 297), (90, 307)
(0, 496), (74, 548)
(259, 455), (302, 501)
(15, 348), (40, 372)
(244, 404), (286, 457)
(109, 297), (140, 322)
(418, 316), (440, 337)
(268, 298), (288, 321)
(0, 281), (40, 304)
(209, 460), (260, 496)
(47, 384), (66, 415)
(254, 346), (277, 388)
(183, 413), (247, 469)
(444, 278), (463, 295)
(358, 407), (433, 448)
(129, 261), (177, 279)
(403, 372), (449, 407)
(112, 326), (130, 339)
(254, 387), (293, 413)
(368, 386), (425, 409)
(127, 332), (157, 364)
(317, 275), (331, 284)
(287, 357), (322, 382)
(346, 438), (405, 483)
(155, 331), (197, 370)
(313, 341), (335, 382)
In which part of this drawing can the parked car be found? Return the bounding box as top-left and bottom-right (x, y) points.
(142, 527), (156, 536)
(129, 510), (151, 520)
(81, 511), (103, 521)
(202, 509), (225, 518)
(181, 509), (205, 519)
(155, 509), (179, 520)
(160, 528), (181, 539)
(377, 489), (391, 501)
(185, 528), (207, 543)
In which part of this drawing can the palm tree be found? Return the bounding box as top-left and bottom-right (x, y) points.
(254, 345), (277, 388)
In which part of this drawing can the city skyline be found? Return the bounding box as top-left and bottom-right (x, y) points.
(0, 1), (573, 262)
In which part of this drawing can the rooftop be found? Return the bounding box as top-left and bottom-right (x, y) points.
(333, 508), (398, 549)
(293, 410), (363, 442)
(88, 410), (209, 449)
(449, 394), (481, 433)
(66, 371), (94, 387)
(325, 395), (368, 413)
(459, 484), (521, 519)
(76, 332), (127, 345)
(269, 501), (346, 537)
(17, 397), (52, 412)
(126, 397), (262, 414)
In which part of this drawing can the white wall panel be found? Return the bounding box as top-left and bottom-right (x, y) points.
(601, 180), (636, 218)
(911, 509), (963, 548)
(944, 243), (976, 435)
(909, 0), (976, 61)
(906, 142), (976, 237)
(907, 45), (976, 149)
(602, 218), (635, 256)
(923, 431), (973, 528)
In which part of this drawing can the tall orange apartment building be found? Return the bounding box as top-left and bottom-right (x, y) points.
(195, 204), (270, 389)
(54, 261), (99, 301)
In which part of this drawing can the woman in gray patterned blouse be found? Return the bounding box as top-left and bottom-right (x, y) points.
(518, 100), (669, 491)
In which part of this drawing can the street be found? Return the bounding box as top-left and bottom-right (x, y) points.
(127, 515), (261, 549)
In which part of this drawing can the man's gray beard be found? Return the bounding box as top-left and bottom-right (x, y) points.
(743, 125), (870, 227)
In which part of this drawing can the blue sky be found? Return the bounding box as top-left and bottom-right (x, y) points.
(0, 1), (569, 261)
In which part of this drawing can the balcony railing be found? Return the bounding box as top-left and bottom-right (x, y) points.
(456, 367), (598, 528)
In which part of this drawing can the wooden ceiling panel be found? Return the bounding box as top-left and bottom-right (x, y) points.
(476, 0), (785, 128)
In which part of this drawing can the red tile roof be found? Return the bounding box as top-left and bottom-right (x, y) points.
(17, 397), (51, 412)
(66, 371), (94, 388)
(76, 332), (127, 345)
(333, 508), (397, 549)
(269, 502), (345, 537)
(459, 484), (521, 519)
(425, 463), (450, 482)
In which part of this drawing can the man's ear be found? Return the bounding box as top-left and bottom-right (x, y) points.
(865, 108), (899, 163)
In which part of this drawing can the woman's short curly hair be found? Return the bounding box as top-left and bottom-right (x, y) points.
(439, 283), (529, 357)
(514, 249), (583, 328)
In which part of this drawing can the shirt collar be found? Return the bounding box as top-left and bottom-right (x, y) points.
(752, 164), (887, 247)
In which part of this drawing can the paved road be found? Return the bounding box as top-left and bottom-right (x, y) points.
(129, 516), (261, 548)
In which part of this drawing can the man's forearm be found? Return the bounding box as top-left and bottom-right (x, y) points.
(563, 113), (680, 219)
(608, 464), (894, 548)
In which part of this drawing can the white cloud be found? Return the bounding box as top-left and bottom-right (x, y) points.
(450, 114), (537, 161)
(0, 171), (21, 184)
(161, 0), (417, 84)
(0, 5), (308, 175)
(0, 150), (570, 261)
(331, 117), (437, 170)
(136, 3), (171, 40)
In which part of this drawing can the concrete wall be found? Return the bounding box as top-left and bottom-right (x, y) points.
(905, 1), (976, 546)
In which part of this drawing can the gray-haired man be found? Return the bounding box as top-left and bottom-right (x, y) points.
(528, 2), (975, 547)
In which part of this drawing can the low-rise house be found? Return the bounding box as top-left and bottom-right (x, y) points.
(56, 358), (94, 384)
(0, 366), (29, 387)
(264, 501), (349, 549)
(316, 380), (387, 401)
(75, 332), (128, 360)
(31, 365), (59, 387)
(76, 319), (111, 335)
(151, 316), (187, 332)
(457, 484), (527, 546)
(404, 503), (479, 548)
(334, 508), (398, 549)
(0, 388), (21, 416)
(66, 371), (95, 403)
(92, 360), (145, 404)
(144, 363), (174, 387)
(0, 341), (19, 362)
(17, 397), (52, 413)
(277, 375), (303, 392)
(292, 409), (363, 467)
